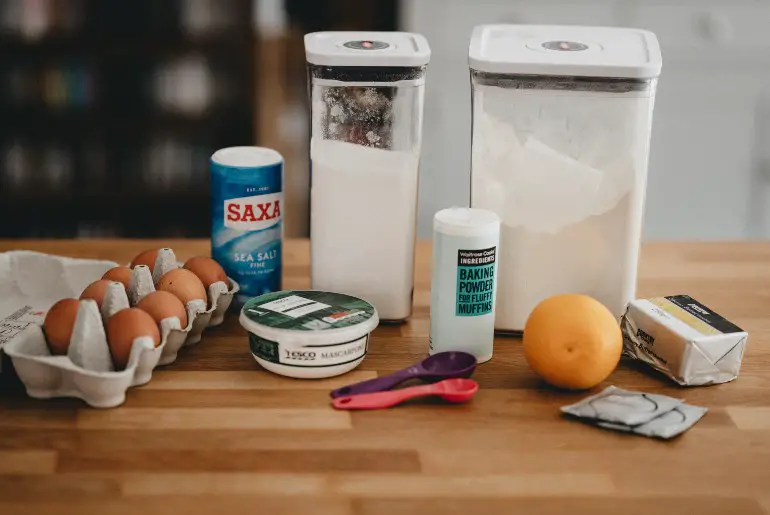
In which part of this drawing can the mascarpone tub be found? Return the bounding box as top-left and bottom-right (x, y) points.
(239, 290), (379, 379)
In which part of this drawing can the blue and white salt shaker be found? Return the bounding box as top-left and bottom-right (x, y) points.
(429, 207), (500, 363)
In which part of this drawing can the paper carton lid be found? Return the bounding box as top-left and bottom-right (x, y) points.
(468, 24), (662, 79)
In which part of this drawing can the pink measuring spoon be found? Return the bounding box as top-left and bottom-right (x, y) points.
(331, 378), (479, 410)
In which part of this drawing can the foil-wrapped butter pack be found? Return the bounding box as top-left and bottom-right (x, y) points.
(0, 249), (239, 408)
(621, 295), (748, 386)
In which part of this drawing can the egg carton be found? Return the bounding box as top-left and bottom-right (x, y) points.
(1, 248), (239, 408)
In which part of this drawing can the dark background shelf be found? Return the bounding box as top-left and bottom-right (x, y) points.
(0, 0), (256, 238)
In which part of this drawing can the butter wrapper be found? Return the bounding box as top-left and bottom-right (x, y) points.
(621, 295), (748, 386)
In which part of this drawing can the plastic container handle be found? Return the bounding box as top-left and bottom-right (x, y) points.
(329, 368), (420, 398)
(332, 383), (440, 410)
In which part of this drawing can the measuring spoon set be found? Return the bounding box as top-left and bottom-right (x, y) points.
(330, 351), (480, 411)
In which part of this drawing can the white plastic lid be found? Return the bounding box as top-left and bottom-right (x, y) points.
(239, 290), (379, 348)
(304, 31), (431, 67)
(434, 207), (501, 238)
(468, 24), (662, 79)
(211, 146), (283, 168)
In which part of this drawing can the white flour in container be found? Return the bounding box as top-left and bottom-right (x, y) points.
(494, 195), (642, 331)
(471, 86), (651, 332)
(310, 138), (419, 321)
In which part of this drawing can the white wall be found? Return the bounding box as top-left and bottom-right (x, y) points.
(401, 0), (770, 240)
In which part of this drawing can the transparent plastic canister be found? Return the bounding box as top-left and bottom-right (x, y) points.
(304, 32), (431, 322)
(468, 25), (663, 333)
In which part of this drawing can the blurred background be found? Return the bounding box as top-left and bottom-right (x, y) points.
(1, 0), (769, 241)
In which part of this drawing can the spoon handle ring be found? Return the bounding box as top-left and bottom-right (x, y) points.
(329, 368), (419, 398)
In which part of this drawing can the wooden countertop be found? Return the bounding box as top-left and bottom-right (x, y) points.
(1, 239), (769, 515)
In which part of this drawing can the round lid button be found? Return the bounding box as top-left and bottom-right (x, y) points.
(541, 40), (589, 51)
(343, 40), (390, 50)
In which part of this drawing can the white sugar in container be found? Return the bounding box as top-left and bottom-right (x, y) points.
(429, 207), (500, 363)
(304, 31), (431, 323)
(239, 290), (379, 379)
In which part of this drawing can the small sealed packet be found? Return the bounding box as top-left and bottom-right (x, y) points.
(596, 403), (708, 440)
(560, 385), (683, 426)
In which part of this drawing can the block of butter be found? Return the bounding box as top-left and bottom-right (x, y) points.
(620, 295), (748, 386)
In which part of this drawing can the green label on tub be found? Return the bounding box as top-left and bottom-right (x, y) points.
(249, 333), (369, 368)
(249, 334), (281, 363)
(242, 290), (375, 331)
(456, 247), (496, 317)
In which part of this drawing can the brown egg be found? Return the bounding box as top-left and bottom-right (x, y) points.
(157, 268), (207, 306)
(43, 298), (80, 355)
(184, 256), (228, 288)
(79, 279), (116, 309)
(136, 290), (188, 328)
(102, 266), (132, 289)
(131, 249), (159, 272)
(106, 308), (161, 370)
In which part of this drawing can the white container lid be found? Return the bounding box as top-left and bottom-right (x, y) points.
(434, 207), (501, 238)
(211, 146), (283, 168)
(305, 31), (431, 68)
(468, 24), (662, 79)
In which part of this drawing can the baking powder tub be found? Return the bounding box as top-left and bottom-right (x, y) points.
(429, 207), (500, 363)
(239, 290), (379, 379)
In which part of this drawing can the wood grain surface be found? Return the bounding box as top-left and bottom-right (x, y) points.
(0, 239), (769, 515)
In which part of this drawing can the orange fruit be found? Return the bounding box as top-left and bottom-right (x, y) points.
(522, 293), (622, 390)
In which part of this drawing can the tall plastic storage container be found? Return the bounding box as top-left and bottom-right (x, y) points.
(468, 25), (662, 334)
(305, 32), (430, 323)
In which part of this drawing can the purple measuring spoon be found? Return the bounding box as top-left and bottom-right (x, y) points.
(329, 351), (478, 399)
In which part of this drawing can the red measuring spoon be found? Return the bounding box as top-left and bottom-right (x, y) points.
(331, 378), (479, 410)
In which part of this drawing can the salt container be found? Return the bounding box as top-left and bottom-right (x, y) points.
(304, 31), (431, 323)
(468, 25), (663, 333)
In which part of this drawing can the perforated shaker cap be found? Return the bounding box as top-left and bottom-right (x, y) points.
(468, 24), (662, 79)
(304, 31), (431, 67)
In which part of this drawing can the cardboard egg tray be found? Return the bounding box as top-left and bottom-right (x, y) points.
(0, 248), (239, 408)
